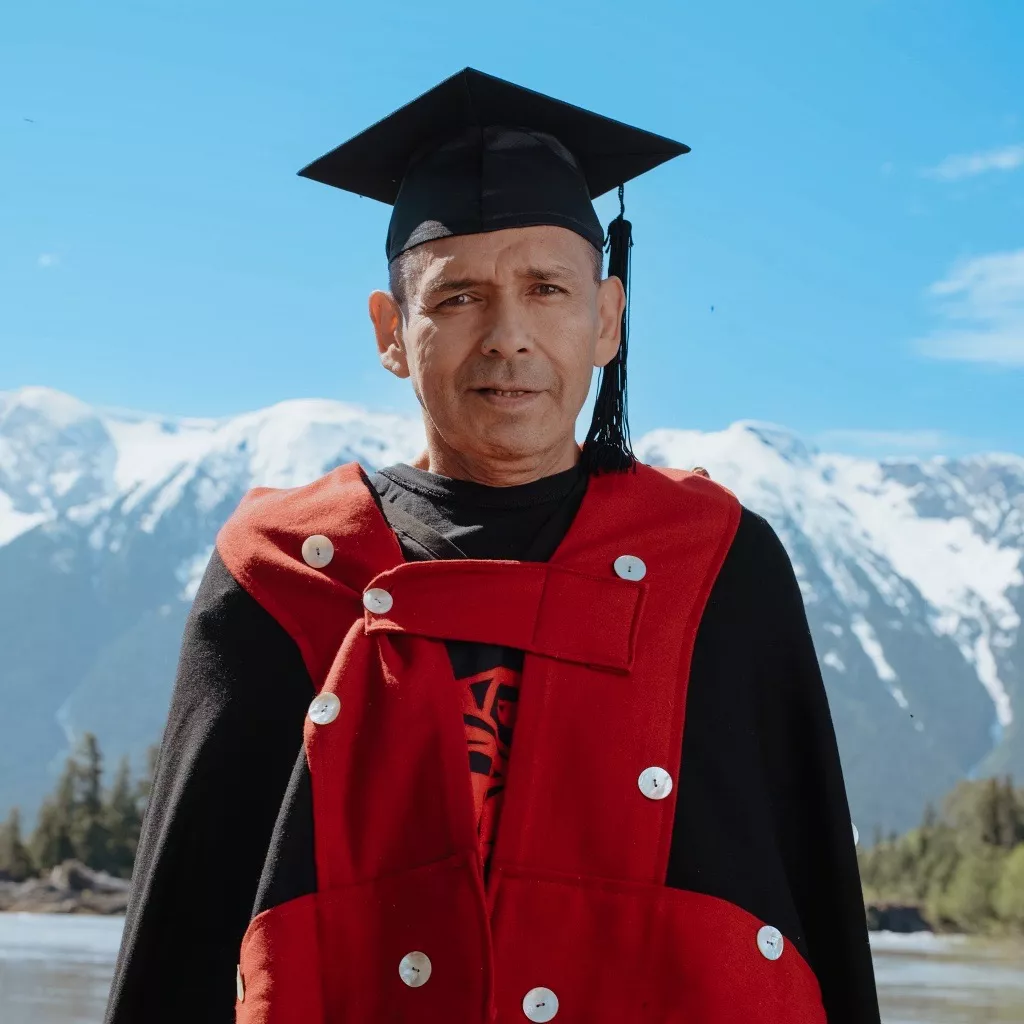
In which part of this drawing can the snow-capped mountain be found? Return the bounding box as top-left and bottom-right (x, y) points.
(1, 386), (1021, 836)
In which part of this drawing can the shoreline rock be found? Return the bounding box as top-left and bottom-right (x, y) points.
(0, 860), (130, 915)
(866, 903), (932, 933)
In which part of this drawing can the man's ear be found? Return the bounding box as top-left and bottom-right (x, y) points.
(594, 274), (626, 368)
(368, 291), (410, 379)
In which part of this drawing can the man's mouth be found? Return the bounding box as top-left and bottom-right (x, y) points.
(472, 387), (543, 406)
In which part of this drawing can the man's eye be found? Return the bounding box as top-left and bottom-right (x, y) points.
(437, 285), (561, 307)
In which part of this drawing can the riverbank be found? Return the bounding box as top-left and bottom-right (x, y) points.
(0, 868), (990, 939)
(0, 867), (1015, 956)
(0, 864), (946, 937)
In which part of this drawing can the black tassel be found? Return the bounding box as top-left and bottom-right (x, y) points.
(581, 184), (637, 475)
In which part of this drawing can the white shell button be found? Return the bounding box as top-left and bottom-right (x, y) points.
(363, 588), (394, 614)
(523, 986), (559, 1021)
(301, 534), (334, 569)
(757, 925), (784, 961)
(613, 554), (647, 580)
(399, 951), (432, 987)
(308, 692), (341, 726)
(638, 766), (673, 800)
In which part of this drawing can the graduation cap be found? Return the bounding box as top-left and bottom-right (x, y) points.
(299, 68), (689, 474)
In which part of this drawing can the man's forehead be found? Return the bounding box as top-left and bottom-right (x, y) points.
(414, 227), (592, 287)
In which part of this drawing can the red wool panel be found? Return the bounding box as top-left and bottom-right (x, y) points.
(317, 852), (493, 1022)
(305, 618), (479, 888)
(491, 466), (741, 883)
(220, 460), (828, 1022)
(363, 558), (645, 671)
(488, 868), (826, 1023)
(217, 464), (402, 687)
(235, 893), (324, 1024)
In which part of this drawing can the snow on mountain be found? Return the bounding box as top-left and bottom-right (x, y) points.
(637, 424), (1023, 734)
(1, 387), (1022, 836)
(1, 386), (426, 569)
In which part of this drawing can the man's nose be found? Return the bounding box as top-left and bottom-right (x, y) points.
(479, 293), (534, 357)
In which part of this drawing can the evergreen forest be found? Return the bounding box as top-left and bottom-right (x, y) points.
(0, 733), (157, 882)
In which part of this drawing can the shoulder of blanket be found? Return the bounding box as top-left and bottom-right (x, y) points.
(215, 461), (371, 590)
(213, 461), (382, 686)
(646, 462), (739, 506)
(606, 462), (742, 580)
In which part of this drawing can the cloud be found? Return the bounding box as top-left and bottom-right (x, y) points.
(816, 429), (955, 457)
(37, 253), (59, 269)
(923, 144), (1024, 182)
(915, 249), (1024, 368)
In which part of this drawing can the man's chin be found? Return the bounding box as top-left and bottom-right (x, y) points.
(456, 425), (544, 459)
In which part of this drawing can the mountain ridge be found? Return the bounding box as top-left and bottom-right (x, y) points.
(2, 386), (1021, 835)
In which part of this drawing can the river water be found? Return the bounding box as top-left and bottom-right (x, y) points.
(0, 914), (1021, 1023)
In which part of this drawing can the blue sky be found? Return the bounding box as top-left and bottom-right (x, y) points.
(2, 0), (1022, 457)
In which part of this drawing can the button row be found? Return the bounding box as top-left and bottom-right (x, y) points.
(308, 707), (674, 802)
(306, 694), (678, 804)
(300, 536), (648, 597)
(391, 926), (785, 1014)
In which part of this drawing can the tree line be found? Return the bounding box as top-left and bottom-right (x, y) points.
(858, 776), (1024, 934)
(3, 736), (1023, 936)
(0, 733), (159, 882)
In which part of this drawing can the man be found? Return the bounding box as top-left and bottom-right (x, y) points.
(104, 69), (879, 1023)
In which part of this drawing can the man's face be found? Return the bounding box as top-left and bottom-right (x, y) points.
(369, 225), (624, 479)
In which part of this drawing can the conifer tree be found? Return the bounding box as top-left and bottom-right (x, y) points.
(104, 755), (143, 878)
(71, 733), (112, 871)
(31, 761), (77, 870)
(995, 776), (1020, 848)
(921, 801), (938, 830)
(0, 807), (35, 881)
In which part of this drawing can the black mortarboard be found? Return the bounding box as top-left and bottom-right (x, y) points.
(299, 68), (689, 474)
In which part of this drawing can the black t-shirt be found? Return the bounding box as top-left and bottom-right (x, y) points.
(366, 460), (589, 876)
(367, 460), (588, 563)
